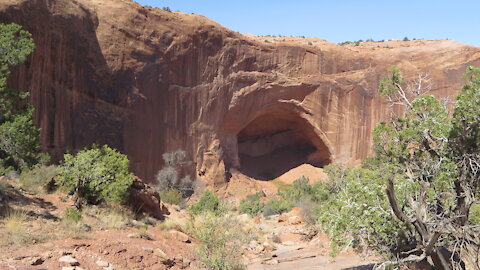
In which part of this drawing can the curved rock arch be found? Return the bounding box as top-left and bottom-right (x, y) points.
(233, 102), (333, 180)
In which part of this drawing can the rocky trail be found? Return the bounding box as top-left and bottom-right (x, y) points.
(244, 210), (378, 270)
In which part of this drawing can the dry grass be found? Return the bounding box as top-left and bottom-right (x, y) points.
(98, 207), (133, 229)
(137, 225), (152, 240)
(2, 209), (29, 245)
(187, 212), (257, 270)
(61, 207), (89, 238)
(17, 165), (57, 193)
(84, 205), (133, 230)
(157, 217), (188, 232)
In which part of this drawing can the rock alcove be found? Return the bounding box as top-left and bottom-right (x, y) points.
(237, 108), (331, 180)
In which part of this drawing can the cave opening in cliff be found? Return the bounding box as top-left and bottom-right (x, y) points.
(237, 109), (331, 180)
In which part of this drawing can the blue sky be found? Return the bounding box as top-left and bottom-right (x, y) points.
(135, 1), (480, 46)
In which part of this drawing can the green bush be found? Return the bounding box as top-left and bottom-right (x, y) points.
(315, 165), (411, 255)
(263, 199), (292, 217)
(262, 176), (330, 218)
(188, 190), (221, 215)
(278, 176), (316, 203)
(160, 189), (184, 205)
(239, 193), (265, 217)
(56, 145), (134, 205)
(62, 207), (82, 224)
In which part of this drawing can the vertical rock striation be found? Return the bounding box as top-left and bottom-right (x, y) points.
(1, 0), (480, 184)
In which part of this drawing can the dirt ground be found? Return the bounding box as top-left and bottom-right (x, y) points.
(0, 167), (379, 270)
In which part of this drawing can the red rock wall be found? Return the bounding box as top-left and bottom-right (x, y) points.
(1, 0), (480, 184)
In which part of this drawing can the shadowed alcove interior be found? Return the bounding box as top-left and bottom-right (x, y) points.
(237, 107), (331, 180)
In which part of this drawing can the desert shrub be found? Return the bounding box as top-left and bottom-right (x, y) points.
(262, 176), (329, 217)
(163, 150), (186, 166)
(61, 207), (90, 237)
(18, 164), (57, 193)
(315, 165), (411, 255)
(239, 193), (265, 217)
(2, 208), (29, 244)
(263, 198), (291, 217)
(157, 216), (187, 232)
(155, 150), (195, 197)
(278, 176), (316, 203)
(160, 189), (184, 205)
(188, 190), (222, 215)
(188, 212), (252, 270)
(156, 166), (178, 190)
(272, 233), (281, 243)
(162, 6), (171, 12)
(63, 207), (82, 223)
(56, 145), (134, 206)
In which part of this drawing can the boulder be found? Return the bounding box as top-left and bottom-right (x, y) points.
(279, 207), (305, 224)
(169, 230), (190, 243)
(96, 260), (110, 267)
(128, 177), (169, 219)
(30, 256), (44, 266)
(154, 248), (168, 259)
(58, 255), (80, 266)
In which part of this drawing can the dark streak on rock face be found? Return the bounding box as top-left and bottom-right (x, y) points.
(1, 0), (480, 185)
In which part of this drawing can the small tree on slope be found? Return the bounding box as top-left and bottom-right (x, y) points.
(0, 23), (48, 173)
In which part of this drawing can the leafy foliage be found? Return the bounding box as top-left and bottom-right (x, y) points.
(316, 165), (412, 255)
(0, 23), (47, 174)
(316, 67), (480, 269)
(62, 207), (82, 224)
(469, 203), (480, 226)
(56, 145), (134, 205)
(239, 193), (264, 217)
(369, 66), (480, 268)
(160, 189), (184, 205)
(263, 199), (291, 217)
(188, 190), (221, 215)
(378, 66), (404, 97)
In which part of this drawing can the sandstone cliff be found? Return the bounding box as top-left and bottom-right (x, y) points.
(1, 0), (480, 184)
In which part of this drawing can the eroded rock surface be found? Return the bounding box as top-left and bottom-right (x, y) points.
(1, 0), (480, 185)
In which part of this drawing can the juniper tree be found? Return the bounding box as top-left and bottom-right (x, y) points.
(373, 66), (480, 269)
(0, 23), (48, 174)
